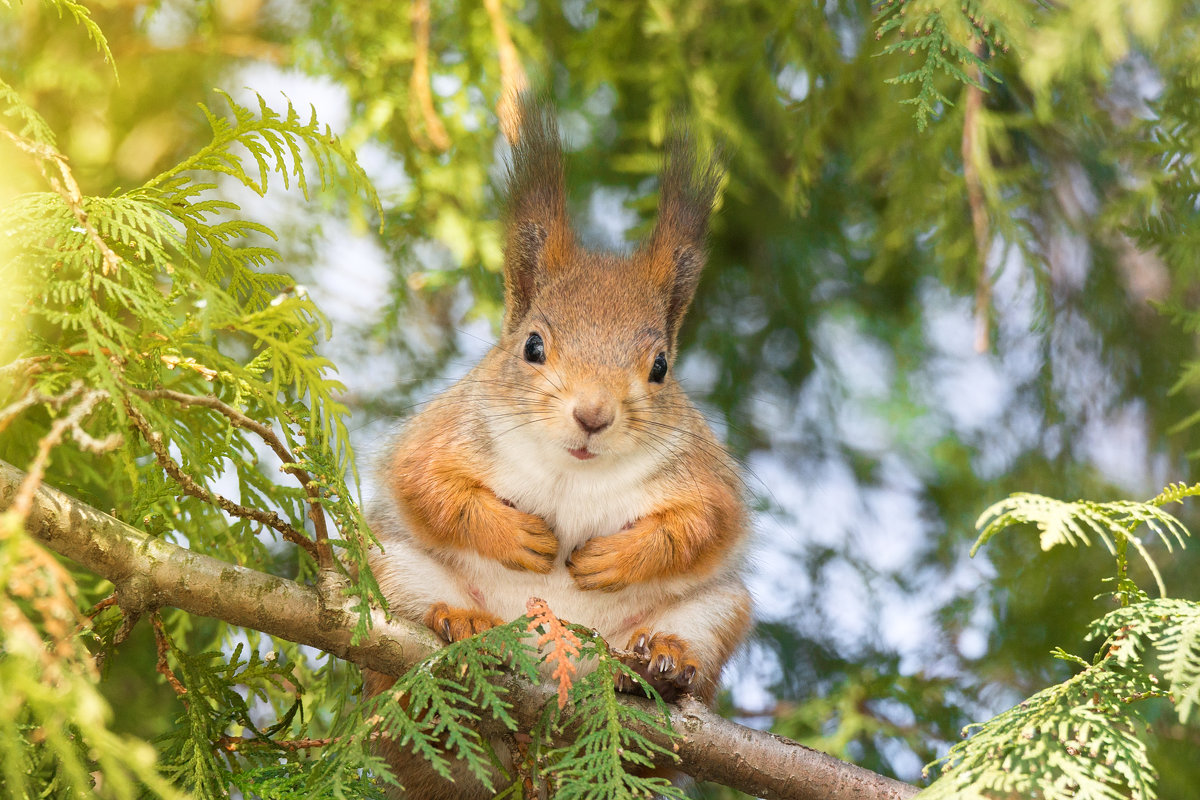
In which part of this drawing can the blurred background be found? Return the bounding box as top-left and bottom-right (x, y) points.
(4, 0), (1200, 794)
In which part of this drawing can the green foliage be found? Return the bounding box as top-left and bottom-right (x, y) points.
(0, 4), (389, 796)
(875, 0), (1007, 130)
(1094, 599), (1200, 725)
(973, 490), (1195, 596)
(539, 649), (683, 800)
(921, 487), (1200, 799)
(347, 616), (684, 799)
(921, 648), (1159, 800)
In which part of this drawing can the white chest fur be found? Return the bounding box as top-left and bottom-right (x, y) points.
(484, 421), (667, 552)
(443, 419), (675, 637)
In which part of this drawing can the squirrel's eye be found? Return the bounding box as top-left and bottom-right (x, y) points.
(648, 353), (668, 383)
(524, 332), (546, 364)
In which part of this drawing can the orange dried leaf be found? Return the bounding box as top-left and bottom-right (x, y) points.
(526, 597), (581, 709)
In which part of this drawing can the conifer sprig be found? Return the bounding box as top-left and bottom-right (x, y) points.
(924, 485), (1200, 799)
(1, 50), (385, 795)
(972, 492), (1192, 596)
(875, 0), (1009, 130)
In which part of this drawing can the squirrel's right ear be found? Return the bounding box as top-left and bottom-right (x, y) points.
(501, 94), (572, 333)
(644, 128), (723, 348)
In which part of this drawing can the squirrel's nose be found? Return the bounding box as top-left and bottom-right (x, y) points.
(573, 403), (614, 434)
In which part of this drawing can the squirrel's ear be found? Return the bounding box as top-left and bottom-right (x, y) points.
(502, 94), (573, 333)
(644, 128), (723, 347)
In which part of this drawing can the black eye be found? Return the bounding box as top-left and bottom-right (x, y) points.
(648, 353), (668, 383)
(524, 332), (546, 364)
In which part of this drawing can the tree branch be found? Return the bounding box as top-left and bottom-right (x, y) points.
(962, 42), (991, 354)
(0, 458), (918, 800)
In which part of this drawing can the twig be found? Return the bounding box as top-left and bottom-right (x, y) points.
(6, 384), (107, 522)
(0, 355), (49, 389)
(409, 0), (451, 152)
(132, 389), (332, 569)
(0, 126), (122, 275)
(123, 399), (320, 561)
(963, 42), (991, 353)
(484, 0), (529, 145)
(83, 593), (119, 621)
(152, 612), (188, 698)
(216, 734), (335, 752)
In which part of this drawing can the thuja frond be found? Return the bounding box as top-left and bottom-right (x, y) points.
(972, 492), (1192, 596)
(1091, 598), (1200, 724)
(935, 485), (1200, 799)
(231, 761), (389, 800)
(0, 78), (56, 145)
(0, 521), (182, 800)
(143, 90), (380, 217)
(1149, 481), (1200, 508)
(527, 597), (582, 709)
(157, 640), (307, 797)
(921, 650), (1159, 800)
(4, 87), (387, 618)
(925, 596), (1200, 799)
(542, 633), (684, 800)
(875, 0), (1009, 130)
(358, 618), (541, 791)
(41, 0), (116, 75)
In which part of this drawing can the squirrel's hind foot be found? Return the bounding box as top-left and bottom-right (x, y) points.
(616, 628), (699, 702)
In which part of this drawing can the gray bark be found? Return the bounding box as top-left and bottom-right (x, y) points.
(0, 458), (919, 800)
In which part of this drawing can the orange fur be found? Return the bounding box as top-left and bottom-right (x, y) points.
(424, 602), (504, 642)
(387, 434), (558, 572)
(567, 479), (741, 591)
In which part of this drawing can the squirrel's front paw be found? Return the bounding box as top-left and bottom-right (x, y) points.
(490, 505), (558, 573)
(424, 602), (504, 643)
(615, 629), (700, 702)
(566, 536), (638, 592)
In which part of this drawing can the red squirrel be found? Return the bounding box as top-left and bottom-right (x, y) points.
(364, 97), (751, 798)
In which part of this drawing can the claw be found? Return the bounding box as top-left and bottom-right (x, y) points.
(441, 618), (452, 641)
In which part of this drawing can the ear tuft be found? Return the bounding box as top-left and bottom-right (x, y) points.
(501, 94), (573, 333)
(645, 127), (724, 345)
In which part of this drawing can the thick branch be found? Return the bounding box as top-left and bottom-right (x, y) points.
(0, 459), (917, 800)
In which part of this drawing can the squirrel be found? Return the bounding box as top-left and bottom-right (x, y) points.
(362, 96), (752, 799)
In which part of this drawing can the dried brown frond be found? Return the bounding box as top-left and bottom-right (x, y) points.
(526, 596), (581, 709)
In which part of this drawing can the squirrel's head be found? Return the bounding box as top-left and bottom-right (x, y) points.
(487, 96), (722, 465)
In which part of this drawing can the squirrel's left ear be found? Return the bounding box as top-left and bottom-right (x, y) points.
(643, 129), (723, 348)
(501, 94), (574, 334)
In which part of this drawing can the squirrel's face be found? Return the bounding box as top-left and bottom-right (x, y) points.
(489, 251), (681, 463)
(488, 97), (721, 465)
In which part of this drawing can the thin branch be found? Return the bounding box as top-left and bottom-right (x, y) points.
(0, 355), (49, 394)
(409, 0), (451, 152)
(963, 42), (991, 354)
(0, 125), (123, 275)
(484, 0), (529, 145)
(216, 734), (334, 752)
(6, 384), (107, 522)
(152, 612), (188, 698)
(132, 388), (333, 570)
(1, 458), (919, 800)
(123, 399), (320, 561)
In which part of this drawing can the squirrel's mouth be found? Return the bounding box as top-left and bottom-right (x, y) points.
(567, 447), (596, 461)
